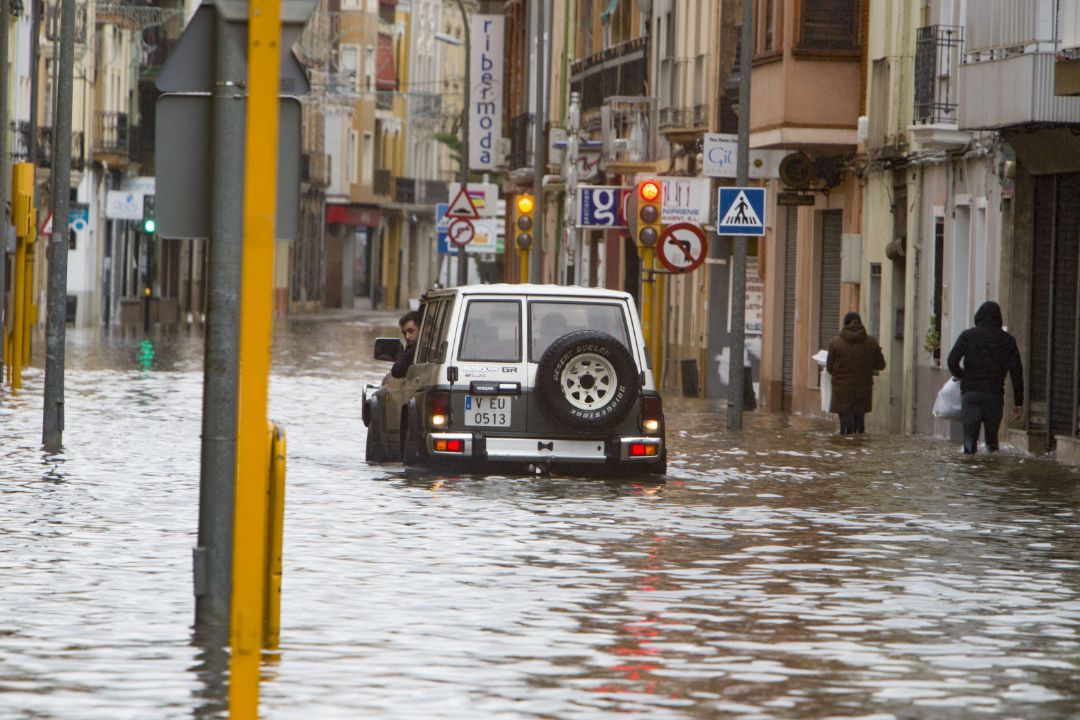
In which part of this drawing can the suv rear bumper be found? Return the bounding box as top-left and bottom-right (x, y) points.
(425, 432), (663, 464)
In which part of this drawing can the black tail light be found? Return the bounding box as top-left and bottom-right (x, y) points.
(427, 390), (451, 430)
(641, 395), (663, 434)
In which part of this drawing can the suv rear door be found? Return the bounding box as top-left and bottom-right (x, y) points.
(447, 296), (530, 437)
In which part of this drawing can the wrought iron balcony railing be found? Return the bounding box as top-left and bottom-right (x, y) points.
(914, 25), (963, 125)
(94, 111), (130, 155)
(373, 168), (392, 196)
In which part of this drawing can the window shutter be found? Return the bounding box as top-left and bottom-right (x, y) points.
(801, 0), (859, 51)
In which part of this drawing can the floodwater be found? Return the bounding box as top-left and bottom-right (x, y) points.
(2, 317), (1079, 719)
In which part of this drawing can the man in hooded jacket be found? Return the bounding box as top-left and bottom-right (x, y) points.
(827, 312), (886, 434)
(947, 301), (1024, 454)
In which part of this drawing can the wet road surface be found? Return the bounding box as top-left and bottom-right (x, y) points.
(2, 318), (1079, 719)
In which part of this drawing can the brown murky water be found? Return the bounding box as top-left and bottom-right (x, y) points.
(2, 318), (1079, 719)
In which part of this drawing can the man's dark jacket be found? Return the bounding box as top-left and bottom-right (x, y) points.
(946, 301), (1023, 405)
(390, 343), (416, 379)
(827, 318), (886, 414)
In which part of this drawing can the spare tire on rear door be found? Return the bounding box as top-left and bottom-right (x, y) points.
(535, 330), (639, 430)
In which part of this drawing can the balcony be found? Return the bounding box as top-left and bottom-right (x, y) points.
(909, 25), (969, 150)
(376, 91), (394, 111)
(509, 112), (533, 170)
(302, 152), (330, 187)
(410, 92), (441, 122)
(601, 96), (656, 169)
(658, 105), (706, 135)
(45, 1), (88, 46)
(373, 168), (392, 197)
(19, 126), (86, 173)
(94, 111), (130, 157)
(570, 36), (648, 113)
(392, 177), (448, 205)
(959, 0), (1080, 128)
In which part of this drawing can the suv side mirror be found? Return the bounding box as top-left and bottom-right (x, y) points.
(374, 337), (404, 362)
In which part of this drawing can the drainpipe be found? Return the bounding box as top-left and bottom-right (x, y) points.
(902, 164), (922, 436)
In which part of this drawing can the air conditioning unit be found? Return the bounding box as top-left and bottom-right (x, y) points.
(1063, 1), (1080, 54)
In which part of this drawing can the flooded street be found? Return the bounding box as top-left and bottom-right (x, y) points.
(2, 317), (1080, 719)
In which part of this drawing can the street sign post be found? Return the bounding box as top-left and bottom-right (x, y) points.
(717, 187), (766, 237)
(657, 222), (708, 274)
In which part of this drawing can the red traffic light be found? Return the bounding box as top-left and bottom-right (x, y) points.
(639, 180), (661, 202)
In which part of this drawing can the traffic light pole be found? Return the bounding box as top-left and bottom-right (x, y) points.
(725, 0), (755, 430)
(529, 0), (544, 283)
(42, 0), (77, 452)
(455, 0), (469, 287)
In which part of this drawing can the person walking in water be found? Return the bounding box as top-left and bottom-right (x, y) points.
(947, 301), (1024, 454)
(827, 312), (886, 434)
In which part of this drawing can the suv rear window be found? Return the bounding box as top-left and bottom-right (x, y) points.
(529, 301), (630, 362)
(458, 300), (521, 362)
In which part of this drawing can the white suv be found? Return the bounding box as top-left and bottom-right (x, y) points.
(362, 284), (666, 475)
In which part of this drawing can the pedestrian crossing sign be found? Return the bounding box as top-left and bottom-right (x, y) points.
(717, 187), (766, 236)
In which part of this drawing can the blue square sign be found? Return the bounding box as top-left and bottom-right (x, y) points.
(717, 187), (766, 236)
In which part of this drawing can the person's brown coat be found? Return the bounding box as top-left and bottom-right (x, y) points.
(826, 318), (886, 414)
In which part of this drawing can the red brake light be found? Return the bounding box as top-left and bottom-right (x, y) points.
(446, 439), (464, 452)
(630, 443), (648, 457)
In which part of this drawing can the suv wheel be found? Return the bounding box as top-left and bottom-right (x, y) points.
(365, 418), (387, 463)
(536, 330), (639, 430)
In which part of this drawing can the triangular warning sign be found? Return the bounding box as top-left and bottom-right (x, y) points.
(446, 187), (480, 219)
(720, 190), (762, 227)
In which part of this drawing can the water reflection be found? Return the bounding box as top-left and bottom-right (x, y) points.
(1, 320), (1079, 718)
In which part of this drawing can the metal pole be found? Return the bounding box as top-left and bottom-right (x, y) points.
(28, 0), (39, 168)
(455, 0), (469, 286)
(565, 91), (580, 285)
(0, 0), (9, 371)
(529, 0), (545, 283)
(41, 0), (76, 452)
(195, 5), (245, 633)
(726, 0), (754, 430)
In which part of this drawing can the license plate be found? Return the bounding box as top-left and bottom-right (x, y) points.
(464, 395), (512, 427)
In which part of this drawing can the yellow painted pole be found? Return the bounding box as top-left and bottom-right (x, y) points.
(9, 162), (33, 390)
(228, 0), (282, 716)
(640, 245), (654, 350)
(651, 272), (665, 381)
(518, 249), (529, 284)
(264, 422), (286, 650)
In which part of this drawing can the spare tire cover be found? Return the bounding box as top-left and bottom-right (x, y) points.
(535, 330), (640, 430)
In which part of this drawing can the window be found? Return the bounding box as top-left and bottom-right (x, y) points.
(798, 0), (860, 52)
(528, 301), (629, 362)
(348, 130), (359, 184)
(754, 0), (781, 55)
(364, 46), (375, 93)
(340, 45), (360, 90)
(341, 0), (361, 9)
(362, 131), (373, 184)
(458, 301), (521, 362)
(417, 299), (451, 364)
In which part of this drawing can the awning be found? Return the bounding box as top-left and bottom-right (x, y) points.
(600, 0), (619, 24)
(376, 32), (397, 91)
(326, 204), (380, 227)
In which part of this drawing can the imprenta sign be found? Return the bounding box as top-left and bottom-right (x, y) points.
(470, 15), (504, 171)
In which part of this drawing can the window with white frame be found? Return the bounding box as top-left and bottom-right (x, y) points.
(340, 45), (360, 90)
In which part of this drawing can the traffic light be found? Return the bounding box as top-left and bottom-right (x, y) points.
(141, 194), (156, 234)
(635, 179), (662, 248)
(514, 193), (534, 250)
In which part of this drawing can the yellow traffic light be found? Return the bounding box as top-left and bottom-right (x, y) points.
(514, 193), (535, 251)
(636, 178), (662, 248)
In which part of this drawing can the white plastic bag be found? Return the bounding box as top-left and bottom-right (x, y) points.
(933, 377), (963, 421)
(812, 350), (831, 412)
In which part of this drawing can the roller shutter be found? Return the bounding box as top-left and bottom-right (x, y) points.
(782, 207), (798, 411)
(818, 210), (843, 351)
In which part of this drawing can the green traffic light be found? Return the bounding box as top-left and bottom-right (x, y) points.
(144, 218), (156, 233)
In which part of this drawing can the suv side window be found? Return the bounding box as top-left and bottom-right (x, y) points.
(458, 300), (521, 362)
(416, 299), (449, 364)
